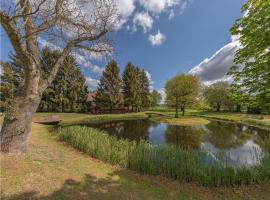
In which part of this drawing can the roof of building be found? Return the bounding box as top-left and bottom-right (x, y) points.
(87, 92), (96, 102)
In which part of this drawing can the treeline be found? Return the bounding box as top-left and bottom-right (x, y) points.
(94, 60), (161, 111)
(203, 81), (269, 114)
(165, 74), (269, 117)
(0, 48), (89, 113)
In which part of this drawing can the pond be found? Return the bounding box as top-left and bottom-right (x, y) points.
(83, 119), (269, 167)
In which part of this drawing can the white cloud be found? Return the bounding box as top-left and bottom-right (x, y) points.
(115, 0), (136, 29)
(115, 0), (191, 30)
(189, 38), (241, 85)
(148, 31), (166, 46)
(157, 88), (166, 104)
(145, 70), (154, 91)
(86, 77), (100, 91)
(138, 0), (179, 13)
(133, 12), (153, 32)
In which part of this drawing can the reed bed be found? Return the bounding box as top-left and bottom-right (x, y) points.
(58, 126), (270, 187)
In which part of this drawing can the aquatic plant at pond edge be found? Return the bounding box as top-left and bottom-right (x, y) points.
(58, 126), (270, 186)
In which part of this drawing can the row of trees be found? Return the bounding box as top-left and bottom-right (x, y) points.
(165, 76), (269, 116)
(203, 81), (269, 114)
(95, 60), (161, 111)
(0, 48), (89, 113)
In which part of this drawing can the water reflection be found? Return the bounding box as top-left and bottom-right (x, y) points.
(84, 119), (269, 166)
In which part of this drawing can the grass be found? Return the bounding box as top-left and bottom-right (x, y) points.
(147, 113), (210, 126)
(58, 126), (270, 187)
(194, 112), (270, 129)
(148, 107), (270, 129)
(1, 112), (270, 199)
(34, 112), (148, 126)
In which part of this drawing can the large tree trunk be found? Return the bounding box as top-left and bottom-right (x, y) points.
(0, 94), (41, 153)
(1, 62), (44, 153)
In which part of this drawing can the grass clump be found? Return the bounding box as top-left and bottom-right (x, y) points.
(58, 126), (270, 187)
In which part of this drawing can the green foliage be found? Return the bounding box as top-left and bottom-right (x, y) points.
(38, 48), (88, 112)
(0, 48), (88, 113)
(139, 70), (151, 109)
(95, 60), (123, 109)
(122, 62), (141, 110)
(230, 0), (270, 114)
(203, 82), (233, 112)
(149, 90), (162, 108)
(58, 126), (270, 187)
(165, 74), (200, 117)
(0, 62), (18, 111)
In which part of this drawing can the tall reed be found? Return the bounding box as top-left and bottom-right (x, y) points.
(58, 126), (270, 186)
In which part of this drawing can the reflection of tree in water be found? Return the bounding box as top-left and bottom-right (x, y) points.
(165, 125), (203, 149)
(89, 119), (154, 141)
(203, 121), (252, 149)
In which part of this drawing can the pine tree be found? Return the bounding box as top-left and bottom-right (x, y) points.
(122, 62), (141, 111)
(95, 60), (123, 110)
(38, 48), (88, 112)
(139, 69), (150, 109)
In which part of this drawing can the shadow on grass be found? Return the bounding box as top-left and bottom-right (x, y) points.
(3, 173), (133, 200)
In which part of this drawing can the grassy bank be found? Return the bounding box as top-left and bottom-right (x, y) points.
(195, 112), (270, 129)
(34, 112), (148, 126)
(58, 126), (270, 187)
(148, 108), (270, 129)
(147, 113), (210, 126)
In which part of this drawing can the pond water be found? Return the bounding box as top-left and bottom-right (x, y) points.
(84, 119), (269, 166)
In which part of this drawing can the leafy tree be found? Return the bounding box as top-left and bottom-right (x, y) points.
(230, 0), (270, 114)
(149, 90), (162, 108)
(165, 74), (200, 117)
(95, 60), (123, 110)
(1, 0), (116, 153)
(203, 82), (231, 112)
(122, 62), (141, 111)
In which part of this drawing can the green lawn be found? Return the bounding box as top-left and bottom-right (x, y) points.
(147, 108), (270, 129)
(1, 112), (270, 199)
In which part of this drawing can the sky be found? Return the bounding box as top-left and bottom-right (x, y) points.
(0, 0), (246, 95)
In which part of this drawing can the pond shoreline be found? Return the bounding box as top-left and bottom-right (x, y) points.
(196, 115), (270, 131)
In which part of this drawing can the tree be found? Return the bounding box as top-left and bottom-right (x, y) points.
(139, 70), (150, 109)
(122, 62), (141, 111)
(95, 60), (123, 110)
(0, 0), (117, 153)
(203, 82), (231, 112)
(229, 0), (270, 114)
(165, 74), (200, 118)
(38, 48), (88, 112)
(0, 61), (19, 112)
(149, 90), (162, 109)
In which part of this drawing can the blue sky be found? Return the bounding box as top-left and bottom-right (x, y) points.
(0, 0), (246, 93)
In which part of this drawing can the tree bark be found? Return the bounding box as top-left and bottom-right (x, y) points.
(0, 94), (41, 153)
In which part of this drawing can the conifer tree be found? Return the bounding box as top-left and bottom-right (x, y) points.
(95, 60), (123, 110)
(139, 70), (150, 109)
(122, 62), (141, 111)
